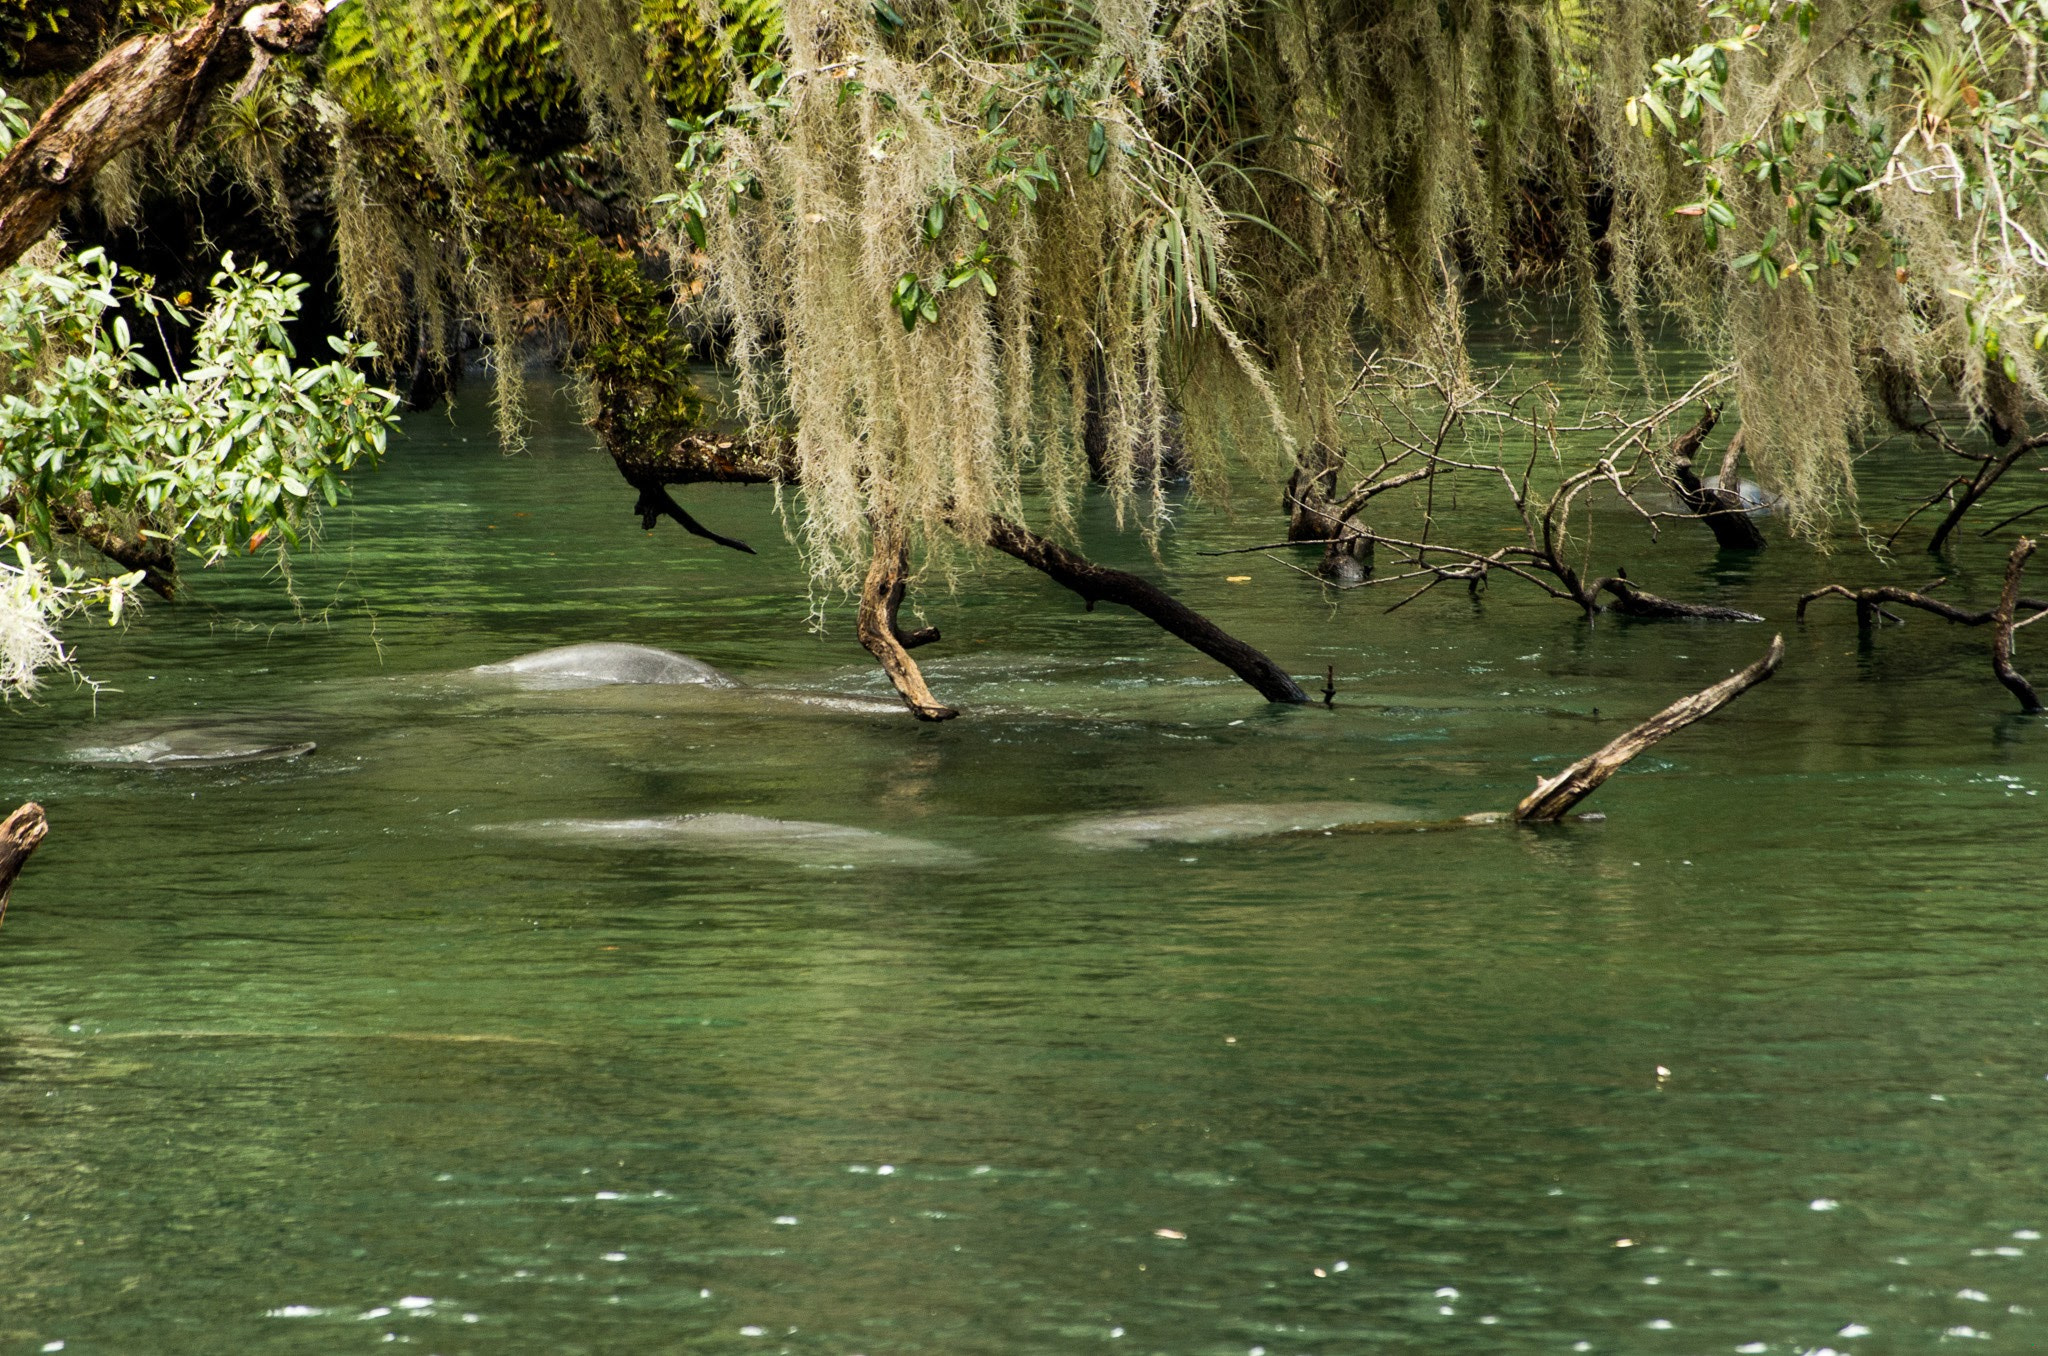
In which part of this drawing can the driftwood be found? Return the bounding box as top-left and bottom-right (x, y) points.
(1514, 634), (1784, 822)
(0, 802), (48, 929)
(0, 0), (328, 272)
(858, 527), (956, 721)
(1581, 573), (1763, 622)
(1993, 537), (2044, 714)
(983, 515), (1309, 704)
(1795, 580), (2048, 628)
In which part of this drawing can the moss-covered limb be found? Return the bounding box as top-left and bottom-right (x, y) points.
(606, 427), (794, 484)
(0, 0), (326, 271)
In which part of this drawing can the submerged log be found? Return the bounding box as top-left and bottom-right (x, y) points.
(1993, 537), (2044, 714)
(983, 515), (1309, 704)
(1513, 634), (1784, 823)
(1583, 573), (1764, 622)
(0, 802), (48, 928)
(0, 0), (328, 271)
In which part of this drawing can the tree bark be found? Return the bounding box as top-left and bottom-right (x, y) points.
(1796, 582), (2048, 628)
(0, 801), (48, 928)
(1666, 413), (1768, 552)
(0, 0), (326, 272)
(1513, 634), (1784, 822)
(1993, 537), (2044, 714)
(857, 527), (957, 722)
(983, 515), (1309, 703)
(1283, 444), (1343, 542)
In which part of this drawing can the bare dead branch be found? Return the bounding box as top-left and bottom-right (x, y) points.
(1993, 536), (2044, 713)
(984, 516), (1309, 704)
(1513, 635), (1785, 823)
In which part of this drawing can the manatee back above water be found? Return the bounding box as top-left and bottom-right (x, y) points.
(484, 812), (977, 868)
(1055, 800), (1422, 848)
(70, 729), (317, 768)
(472, 643), (740, 690)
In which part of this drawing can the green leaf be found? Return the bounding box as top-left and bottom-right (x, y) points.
(1087, 121), (1108, 177)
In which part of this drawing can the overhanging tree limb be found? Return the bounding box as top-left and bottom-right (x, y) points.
(1993, 537), (2044, 714)
(983, 515), (1309, 704)
(0, 0), (328, 272)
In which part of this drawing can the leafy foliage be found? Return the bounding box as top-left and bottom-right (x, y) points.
(0, 246), (397, 693)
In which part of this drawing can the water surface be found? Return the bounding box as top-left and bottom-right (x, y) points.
(3, 372), (2047, 1354)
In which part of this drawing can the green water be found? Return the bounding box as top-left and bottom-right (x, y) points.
(4, 375), (2048, 1355)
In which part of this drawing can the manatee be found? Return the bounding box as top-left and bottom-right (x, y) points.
(70, 728), (317, 768)
(1054, 800), (1422, 849)
(483, 812), (976, 868)
(1701, 474), (1775, 516)
(472, 642), (740, 690)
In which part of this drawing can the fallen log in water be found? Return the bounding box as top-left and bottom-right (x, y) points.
(1513, 635), (1784, 823)
(0, 802), (49, 929)
(983, 516), (1309, 705)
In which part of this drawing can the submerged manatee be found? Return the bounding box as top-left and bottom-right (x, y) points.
(485, 812), (976, 868)
(71, 728), (316, 768)
(1055, 800), (1422, 849)
(472, 643), (740, 690)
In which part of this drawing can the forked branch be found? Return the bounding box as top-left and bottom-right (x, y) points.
(1993, 537), (2044, 714)
(858, 527), (957, 722)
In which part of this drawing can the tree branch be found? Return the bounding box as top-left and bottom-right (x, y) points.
(629, 481), (755, 554)
(1513, 635), (1784, 822)
(0, 801), (48, 930)
(1993, 536), (2044, 713)
(0, 0), (328, 271)
(857, 527), (956, 721)
(983, 515), (1308, 703)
